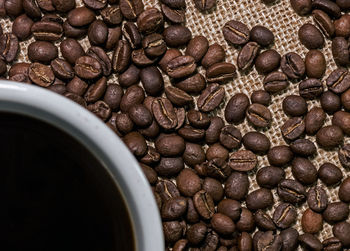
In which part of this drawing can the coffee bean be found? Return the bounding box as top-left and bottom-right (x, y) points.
(278, 179), (306, 203)
(281, 52), (305, 79)
(219, 125), (242, 150)
(5, 0), (23, 17)
(160, 0), (186, 8)
(137, 8), (164, 35)
(228, 150), (257, 172)
(250, 90), (271, 106)
(307, 186), (328, 213)
(291, 157), (317, 185)
(87, 100), (111, 121)
(119, 0), (144, 20)
(66, 76), (88, 96)
(254, 210), (276, 230)
(87, 47), (111, 77)
(211, 213), (235, 235)
(316, 125), (344, 148)
(129, 104), (153, 128)
(28, 62), (55, 87)
(305, 107), (326, 135)
(242, 131), (271, 154)
(186, 222), (207, 245)
(235, 208), (255, 233)
(280, 228), (299, 251)
(161, 196), (187, 220)
(50, 58), (74, 80)
(332, 37), (350, 66)
(162, 221), (184, 244)
(178, 126), (205, 142)
(273, 203), (297, 229)
(250, 25), (274, 47)
(224, 93), (249, 123)
(74, 56), (102, 80)
(281, 117), (305, 141)
(337, 0), (350, 9)
(9, 62), (30, 78)
(105, 26), (121, 50)
(194, 0), (216, 11)
(164, 86), (192, 107)
(291, 0), (312, 15)
(206, 62), (236, 83)
(174, 73), (206, 94)
(193, 190), (215, 220)
(263, 71), (289, 93)
(318, 163), (343, 186)
(28, 41), (58, 65)
(298, 23), (324, 49)
(327, 68), (350, 94)
(64, 92), (87, 107)
(142, 33), (166, 58)
(339, 144), (350, 168)
(267, 145), (293, 167)
(237, 41), (260, 71)
(159, 48), (181, 72)
(163, 25), (191, 47)
(184, 143), (205, 166)
(299, 233), (323, 251)
(333, 222), (350, 248)
(201, 43), (225, 69)
(321, 91), (342, 114)
(255, 49), (281, 75)
(32, 20), (63, 42)
(290, 138), (316, 157)
(132, 47), (157, 66)
(12, 14), (33, 41)
(156, 156), (184, 177)
(217, 199), (241, 221)
(238, 232), (253, 251)
(305, 49), (326, 79)
(155, 134), (185, 157)
(123, 131), (147, 157)
(312, 9), (335, 38)
(224, 172), (249, 201)
(112, 40), (131, 73)
(196, 159), (231, 181)
(322, 237), (343, 251)
(67, 7), (95, 27)
(223, 20), (250, 45)
(299, 78), (323, 99)
(0, 33), (18, 63)
(246, 103), (271, 128)
(116, 113), (134, 135)
(118, 65), (139, 88)
(60, 38), (85, 66)
(185, 36), (209, 63)
(140, 146), (160, 166)
(186, 198), (200, 224)
(257, 166), (285, 189)
(187, 109), (210, 129)
(156, 179), (180, 201)
(202, 177), (224, 202)
(160, 4), (185, 24)
(205, 116), (224, 144)
(63, 20), (87, 38)
(332, 111), (350, 135)
(87, 20), (108, 46)
(324, 201), (350, 225)
(335, 14), (350, 38)
(312, 0), (341, 18)
(282, 95), (308, 117)
(139, 67), (164, 96)
(167, 55), (196, 79)
(246, 188), (273, 211)
(197, 83), (225, 112)
(206, 143), (229, 162)
(256, 231), (283, 250)
(201, 229), (219, 250)
(342, 88), (350, 110)
(339, 177), (350, 202)
(100, 5), (122, 26)
(152, 97), (178, 130)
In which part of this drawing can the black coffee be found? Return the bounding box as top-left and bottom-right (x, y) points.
(0, 112), (135, 251)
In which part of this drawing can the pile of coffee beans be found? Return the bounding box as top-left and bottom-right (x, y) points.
(0, 0), (350, 250)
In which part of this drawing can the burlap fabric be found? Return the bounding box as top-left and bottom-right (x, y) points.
(0, 0), (348, 247)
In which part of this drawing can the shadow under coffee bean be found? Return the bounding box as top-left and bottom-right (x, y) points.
(0, 112), (135, 251)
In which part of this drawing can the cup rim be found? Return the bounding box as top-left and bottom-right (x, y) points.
(0, 81), (164, 251)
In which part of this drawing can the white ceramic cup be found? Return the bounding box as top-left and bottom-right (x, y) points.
(0, 81), (164, 251)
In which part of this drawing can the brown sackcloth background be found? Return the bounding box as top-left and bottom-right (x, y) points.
(1, 0), (349, 247)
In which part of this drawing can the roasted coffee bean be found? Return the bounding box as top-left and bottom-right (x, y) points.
(87, 47), (112, 76)
(165, 86), (192, 107)
(174, 73), (206, 94)
(206, 143), (229, 162)
(290, 139), (316, 157)
(152, 98), (178, 130)
(278, 179), (306, 203)
(322, 237), (342, 251)
(299, 78), (323, 99)
(236, 208), (255, 232)
(186, 223), (207, 245)
(273, 203), (297, 229)
(333, 222), (350, 248)
(197, 83), (225, 112)
(203, 177), (224, 202)
(206, 62), (236, 83)
(217, 199), (241, 221)
(115, 113), (134, 134)
(316, 125), (344, 148)
(120, 85), (145, 112)
(5, 0), (23, 17)
(118, 64), (140, 88)
(201, 229), (219, 250)
(281, 117), (305, 141)
(64, 92), (87, 107)
(223, 20), (250, 45)
(12, 14), (33, 41)
(342, 88), (350, 110)
(332, 37), (350, 66)
(242, 131), (271, 154)
(323, 202), (349, 223)
(206, 116), (225, 144)
(211, 213), (235, 235)
(67, 7), (95, 27)
(280, 52), (305, 79)
(178, 126), (205, 142)
(50, 58), (74, 80)
(219, 125), (242, 150)
(256, 231), (282, 251)
(312, 0), (341, 18)
(193, 190), (215, 220)
(257, 166), (285, 189)
(282, 95), (307, 117)
(194, 0), (216, 11)
(163, 221), (184, 244)
(140, 66), (164, 96)
(139, 122), (160, 139)
(246, 188), (273, 211)
(298, 23), (324, 49)
(237, 41), (260, 71)
(250, 25), (274, 47)
(60, 39), (85, 66)
(254, 210), (276, 230)
(163, 25), (191, 47)
(321, 91), (341, 114)
(123, 131), (147, 157)
(255, 49), (281, 75)
(31, 20), (63, 42)
(66, 76), (88, 95)
(0, 59), (6, 76)
(100, 5), (122, 26)
(337, 0), (350, 9)
(87, 100), (111, 121)
(74, 56), (102, 79)
(112, 40), (132, 73)
(141, 162), (157, 184)
(63, 20), (87, 38)
(307, 186), (328, 213)
(183, 143), (205, 167)
(224, 93), (249, 123)
(105, 26), (122, 50)
(312, 9), (335, 38)
(167, 55), (196, 79)
(155, 134), (185, 157)
(48, 84), (66, 94)
(238, 232), (253, 251)
(335, 14), (350, 38)
(263, 71), (289, 93)
(291, 157), (317, 185)
(161, 196), (187, 220)
(196, 159), (231, 181)
(327, 68), (350, 94)
(88, 20), (108, 46)
(132, 48), (157, 67)
(338, 177), (350, 203)
(338, 144), (350, 168)
(267, 145), (293, 167)
(160, 0), (185, 8)
(119, 0), (144, 20)
(186, 198), (199, 223)
(129, 104), (153, 128)
(228, 150), (257, 172)
(304, 50), (326, 79)
(185, 36), (209, 63)
(299, 233), (323, 251)
(137, 8), (164, 35)
(333, 111), (350, 135)
(280, 228), (299, 251)
(28, 62), (55, 87)
(83, 0), (107, 10)
(319, 163), (343, 186)
(246, 103), (271, 128)
(155, 157), (184, 177)
(224, 172), (249, 201)
(140, 147), (160, 166)
(250, 90), (271, 106)
(201, 43), (225, 69)
(187, 110), (210, 129)
(142, 33), (167, 58)
(156, 179), (180, 201)
(161, 4), (185, 24)
(159, 48), (181, 72)
(291, 0), (312, 15)
(0, 33), (18, 63)
(28, 41), (58, 64)
(305, 107), (326, 135)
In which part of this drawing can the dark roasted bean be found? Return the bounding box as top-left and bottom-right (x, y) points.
(228, 150), (257, 172)
(316, 125), (344, 148)
(197, 83), (225, 112)
(237, 42), (260, 71)
(246, 103), (272, 128)
(299, 78), (323, 99)
(219, 125), (242, 150)
(312, 9), (335, 38)
(224, 171), (249, 201)
(223, 20), (250, 46)
(305, 49), (326, 79)
(206, 62), (236, 83)
(152, 98), (178, 130)
(263, 71), (289, 93)
(242, 131), (271, 154)
(257, 166), (285, 189)
(250, 25), (274, 47)
(332, 37), (350, 66)
(0, 33), (19, 63)
(312, 0), (341, 18)
(278, 179), (306, 204)
(246, 188), (273, 211)
(327, 68), (350, 94)
(28, 62), (55, 87)
(307, 186), (328, 212)
(119, 0), (144, 20)
(163, 25), (191, 47)
(112, 40), (131, 73)
(273, 203), (297, 229)
(290, 138), (316, 157)
(282, 95), (308, 117)
(299, 233), (323, 251)
(193, 190), (215, 220)
(255, 49), (281, 75)
(281, 52), (305, 79)
(319, 162), (343, 186)
(185, 36), (209, 63)
(323, 202), (349, 223)
(137, 8), (164, 34)
(298, 23), (324, 49)
(161, 4), (185, 24)
(267, 145), (293, 167)
(224, 93), (250, 123)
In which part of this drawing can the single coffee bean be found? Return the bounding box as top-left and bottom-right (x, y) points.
(137, 8), (164, 35)
(206, 143), (229, 162)
(50, 58), (74, 80)
(161, 196), (187, 220)
(312, 0), (341, 18)
(217, 199), (241, 221)
(236, 208), (255, 232)
(206, 62), (236, 83)
(174, 73), (206, 94)
(164, 86), (192, 107)
(152, 98), (178, 130)
(156, 179), (180, 201)
(246, 103), (271, 128)
(60, 38), (85, 65)
(197, 159), (231, 181)
(66, 76), (88, 96)
(250, 25), (274, 47)
(254, 210), (276, 230)
(119, 0), (144, 20)
(299, 233), (323, 251)
(64, 92), (87, 107)
(299, 78), (323, 99)
(319, 163), (343, 186)
(223, 20), (250, 45)
(256, 231), (282, 251)
(322, 237), (343, 251)
(342, 88), (350, 110)
(280, 228), (299, 251)
(185, 36), (209, 63)
(338, 144), (350, 168)
(228, 150), (257, 172)
(263, 71), (289, 93)
(12, 14), (33, 41)
(167, 55), (196, 79)
(339, 177), (350, 202)
(205, 116), (224, 144)
(105, 26), (122, 51)
(281, 117), (305, 141)
(327, 68), (350, 94)
(194, 0), (216, 11)
(334, 14), (350, 38)
(298, 23), (324, 49)
(332, 37), (350, 66)
(178, 126), (205, 142)
(337, 0), (350, 9)
(282, 95), (307, 117)
(123, 131), (147, 157)
(28, 41), (58, 64)
(128, 104), (153, 128)
(201, 229), (219, 250)
(100, 5), (122, 26)
(163, 25), (191, 47)
(201, 43), (225, 69)
(140, 146), (160, 166)
(312, 9), (335, 38)
(224, 172), (249, 201)
(197, 83), (224, 112)
(292, 157), (317, 185)
(273, 203), (297, 229)
(323, 202), (349, 223)
(242, 131), (270, 154)
(183, 142), (205, 167)
(193, 190), (215, 220)
(281, 52), (305, 79)
(31, 20), (63, 42)
(83, 0), (106, 10)
(257, 166), (285, 189)
(246, 188), (273, 211)
(305, 50), (326, 80)
(305, 107), (326, 135)
(160, 4), (185, 24)
(291, 0), (312, 15)
(187, 109), (210, 129)
(142, 33), (166, 58)
(155, 134), (185, 157)
(219, 125), (242, 150)
(237, 41), (260, 71)
(112, 40), (132, 74)
(267, 145), (293, 167)
(74, 56), (102, 79)
(140, 163), (157, 188)
(120, 85), (145, 113)
(203, 177), (224, 202)
(118, 64), (140, 88)
(211, 213), (235, 235)
(67, 7), (95, 27)
(333, 222), (350, 248)
(308, 185), (329, 213)
(321, 91), (341, 114)
(250, 90), (271, 106)
(238, 232), (253, 251)
(186, 198), (199, 224)
(0, 59), (5, 76)
(5, 0), (23, 17)
(155, 157), (184, 177)
(278, 179), (306, 203)
(87, 46), (112, 76)
(88, 20), (108, 46)
(162, 221), (183, 244)
(115, 113), (134, 135)
(0, 34), (19, 62)
(316, 125), (344, 148)
(132, 48), (157, 67)
(159, 48), (181, 72)
(8, 62), (30, 78)
(224, 93), (249, 123)
(87, 100), (111, 121)
(186, 223), (207, 245)
(62, 20), (87, 39)
(332, 111), (350, 135)
(255, 49), (281, 75)
(139, 66), (164, 96)
(290, 138), (316, 157)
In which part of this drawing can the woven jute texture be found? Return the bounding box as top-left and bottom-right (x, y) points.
(1, 0), (349, 247)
